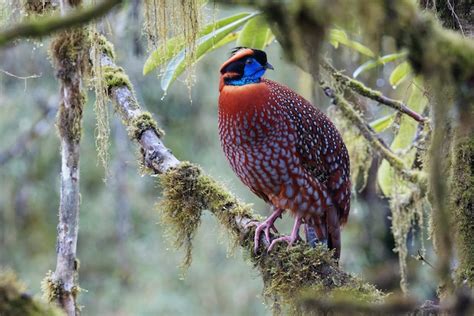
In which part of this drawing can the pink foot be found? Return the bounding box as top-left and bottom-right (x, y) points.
(267, 214), (302, 252)
(268, 235), (298, 251)
(248, 207), (283, 253)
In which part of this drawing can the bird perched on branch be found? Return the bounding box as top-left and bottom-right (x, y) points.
(218, 47), (350, 259)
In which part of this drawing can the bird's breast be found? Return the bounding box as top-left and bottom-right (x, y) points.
(218, 81), (270, 116)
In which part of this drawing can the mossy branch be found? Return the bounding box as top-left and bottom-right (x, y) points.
(0, 0), (123, 47)
(47, 2), (89, 315)
(450, 131), (474, 287)
(319, 81), (426, 189)
(321, 61), (428, 123)
(159, 163), (384, 311)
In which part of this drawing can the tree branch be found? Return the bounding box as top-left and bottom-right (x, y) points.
(43, 2), (88, 315)
(319, 80), (426, 188)
(0, 0), (122, 47)
(320, 60), (428, 123)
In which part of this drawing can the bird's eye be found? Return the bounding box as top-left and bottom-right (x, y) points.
(245, 59), (253, 64)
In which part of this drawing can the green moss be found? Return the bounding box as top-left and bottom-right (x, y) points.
(91, 32), (115, 60)
(0, 268), (64, 316)
(158, 162), (384, 312)
(40, 271), (61, 303)
(50, 29), (88, 144)
(56, 92), (86, 143)
(24, 0), (56, 15)
(41, 271), (81, 313)
(102, 66), (133, 92)
(451, 134), (474, 286)
(50, 28), (89, 81)
(157, 162), (204, 270)
(128, 112), (164, 141)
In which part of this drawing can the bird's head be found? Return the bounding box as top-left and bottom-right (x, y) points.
(219, 47), (273, 86)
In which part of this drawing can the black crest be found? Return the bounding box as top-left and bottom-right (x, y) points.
(229, 47), (268, 66)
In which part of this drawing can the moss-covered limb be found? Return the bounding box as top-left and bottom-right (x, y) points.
(428, 92), (456, 300)
(90, 38), (179, 173)
(321, 61), (427, 123)
(319, 81), (426, 189)
(0, 0), (122, 47)
(450, 131), (474, 287)
(47, 2), (89, 314)
(159, 163), (384, 312)
(0, 268), (65, 316)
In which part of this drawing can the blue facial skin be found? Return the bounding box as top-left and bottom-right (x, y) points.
(227, 58), (267, 86)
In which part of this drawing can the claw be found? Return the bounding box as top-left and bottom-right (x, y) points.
(252, 207), (284, 253)
(268, 235), (298, 252)
(267, 213), (303, 252)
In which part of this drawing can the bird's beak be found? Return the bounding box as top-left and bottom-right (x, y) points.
(265, 62), (274, 70)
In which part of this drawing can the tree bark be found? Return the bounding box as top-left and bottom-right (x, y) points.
(47, 1), (87, 315)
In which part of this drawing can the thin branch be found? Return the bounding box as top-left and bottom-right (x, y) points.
(319, 81), (425, 187)
(446, 0), (465, 36)
(0, 69), (41, 91)
(321, 61), (428, 123)
(0, 0), (123, 47)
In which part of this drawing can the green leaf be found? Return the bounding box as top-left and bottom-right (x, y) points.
(236, 15), (272, 50)
(369, 113), (396, 132)
(329, 29), (348, 48)
(389, 61), (411, 88)
(353, 60), (378, 78)
(143, 12), (252, 75)
(378, 52), (407, 64)
(353, 52), (408, 78)
(328, 29), (374, 57)
(377, 77), (428, 196)
(160, 13), (258, 91)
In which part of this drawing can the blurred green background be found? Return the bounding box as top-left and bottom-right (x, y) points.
(0, 2), (436, 315)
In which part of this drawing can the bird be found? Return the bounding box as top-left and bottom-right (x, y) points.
(217, 47), (350, 259)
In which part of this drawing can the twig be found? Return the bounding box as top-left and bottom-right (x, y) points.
(0, 0), (123, 47)
(0, 69), (41, 91)
(414, 249), (435, 269)
(321, 61), (427, 123)
(446, 0), (465, 36)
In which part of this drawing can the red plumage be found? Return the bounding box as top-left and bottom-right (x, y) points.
(218, 48), (350, 259)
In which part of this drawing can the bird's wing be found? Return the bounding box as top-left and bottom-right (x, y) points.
(270, 81), (351, 224)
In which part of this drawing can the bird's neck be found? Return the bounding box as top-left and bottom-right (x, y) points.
(225, 77), (261, 86)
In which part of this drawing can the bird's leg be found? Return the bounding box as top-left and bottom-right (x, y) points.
(304, 223), (318, 248)
(246, 206), (283, 253)
(268, 213), (303, 252)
